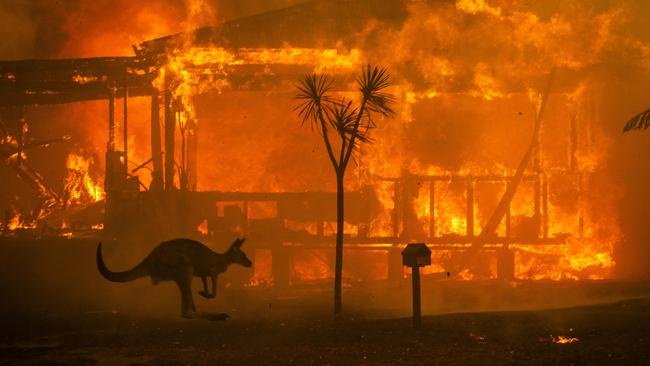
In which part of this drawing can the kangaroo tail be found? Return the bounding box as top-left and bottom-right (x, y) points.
(97, 243), (149, 282)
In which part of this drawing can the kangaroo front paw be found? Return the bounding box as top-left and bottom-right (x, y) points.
(205, 313), (229, 321)
(198, 290), (215, 299)
(181, 311), (228, 321)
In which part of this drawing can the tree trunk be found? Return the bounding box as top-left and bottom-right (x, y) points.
(334, 169), (344, 319)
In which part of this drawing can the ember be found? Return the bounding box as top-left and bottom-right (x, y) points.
(552, 335), (580, 344)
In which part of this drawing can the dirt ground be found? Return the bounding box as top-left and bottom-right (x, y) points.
(1, 296), (650, 365)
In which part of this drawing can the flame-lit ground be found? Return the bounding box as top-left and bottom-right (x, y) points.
(0, 236), (649, 365)
(0, 202), (642, 362)
(2, 286), (650, 365)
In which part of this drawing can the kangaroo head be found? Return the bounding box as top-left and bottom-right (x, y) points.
(225, 238), (252, 268)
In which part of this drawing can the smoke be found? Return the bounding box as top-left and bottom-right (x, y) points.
(0, 0), (312, 59)
(0, 1), (69, 60)
(0, 2), (36, 60)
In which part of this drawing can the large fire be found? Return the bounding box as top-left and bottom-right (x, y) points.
(4, 0), (647, 283)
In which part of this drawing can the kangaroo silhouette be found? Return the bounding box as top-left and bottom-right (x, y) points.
(97, 237), (252, 320)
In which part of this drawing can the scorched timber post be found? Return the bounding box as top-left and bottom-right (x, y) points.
(164, 89), (175, 191)
(123, 75), (128, 177)
(466, 179), (475, 238)
(104, 80), (119, 232)
(150, 89), (163, 191)
(105, 80), (117, 193)
(107, 81), (116, 152)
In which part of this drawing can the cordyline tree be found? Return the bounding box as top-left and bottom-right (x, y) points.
(295, 65), (395, 319)
(623, 107), (650, 132)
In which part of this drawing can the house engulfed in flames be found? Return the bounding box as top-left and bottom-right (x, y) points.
(1, 0), (640, 286)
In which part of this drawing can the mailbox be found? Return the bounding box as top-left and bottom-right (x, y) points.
(402, 243), (431, 267)
(401, 243), (431, 329)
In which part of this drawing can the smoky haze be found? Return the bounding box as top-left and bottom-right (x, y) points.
(1, 0), (650, 321)
(0, 0), (311, 59)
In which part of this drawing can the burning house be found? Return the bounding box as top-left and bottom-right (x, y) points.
(1, 0), (644, 288)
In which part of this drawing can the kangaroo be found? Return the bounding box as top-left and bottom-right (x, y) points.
(96, 237), (252, 321)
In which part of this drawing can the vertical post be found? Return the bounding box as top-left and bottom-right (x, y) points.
(403, 244), (430, 329)
(542, 175), (548, 238)
(123, 77), (128, 176)
(105, 83), (116, 194)
(534, 108), (542, 172)
(505, 182), (511, 244)
(107, 82), (116, 151)
(466, 179), (474, 237)
(178, 109), (187, 191)
(401, 173), (410, 240)
(242, 200), (249, 237)
(164, 90), (175, 191)
(534, 175), (541, 236)
(188, 118), (198, 190)
(150, 90), (163, 189)
(104, 82), (117, 232)
(412, 266), (421, 329)
(392, 181), (400, 239)
(429, 180), (436, 238)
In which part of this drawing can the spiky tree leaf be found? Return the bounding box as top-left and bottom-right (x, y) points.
(294, 65), (395, 168)
(332, 100), (374, 146)
(623, 108), (650, 132)
(357, 65), (396, 118)
(295, 74), (336, 131)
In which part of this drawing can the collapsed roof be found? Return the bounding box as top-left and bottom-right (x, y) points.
(0, 0), (408, 107)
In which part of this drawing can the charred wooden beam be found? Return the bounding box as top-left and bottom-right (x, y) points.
(150, 90), (163, 191)
(123, 77), (128, 176)
(393, 180), (401, 238)
(380, 174), (544, 182)
(429, 181), (436, 238)
(0, 86), (155, 107)
(534, 174), (541, 233)
(164, 89), (175, 191)
(107, 83), (116, 151)
(196, 190), (362, 202)
(542, 175), (549, 238)
(187, 118), (198, 190)
(466, 180), (475, 237)
(276, 235), (567, 247)
(0, 56), (147, 73)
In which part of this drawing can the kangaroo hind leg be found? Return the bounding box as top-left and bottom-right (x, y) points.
(177, 271), (228, 321)
(175, 269), (197, 318)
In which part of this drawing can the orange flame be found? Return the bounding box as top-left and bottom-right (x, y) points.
(64, 153), (104, 207)
(31, 0), (641, 283)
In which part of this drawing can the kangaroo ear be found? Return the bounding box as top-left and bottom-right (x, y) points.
(230, 237), (246, 249)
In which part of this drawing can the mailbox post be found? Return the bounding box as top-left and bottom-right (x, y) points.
(402, 243), (431, 329)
